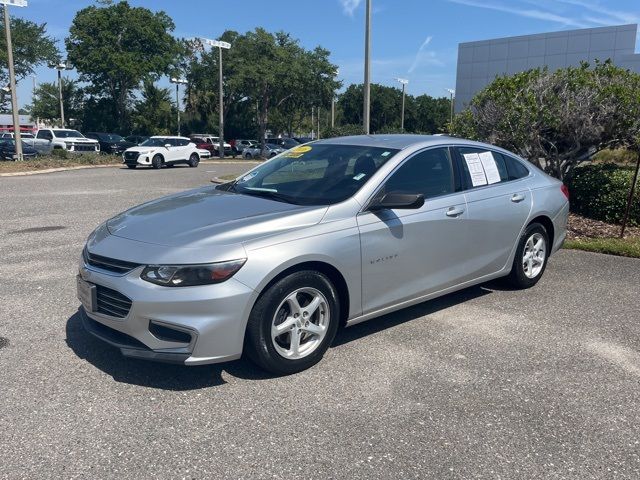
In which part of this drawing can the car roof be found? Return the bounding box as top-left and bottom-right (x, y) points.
(150, 135), (191, 140)
(313, 134), (500, 150)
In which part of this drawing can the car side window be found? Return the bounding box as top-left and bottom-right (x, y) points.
(167, 138), (179, 147)
(177, 139), (189, 147)
(456, 147), (510, 190)
(37, 130), (52, 140)
(502, 154), (530, 180)
(383, 147), (455, 199)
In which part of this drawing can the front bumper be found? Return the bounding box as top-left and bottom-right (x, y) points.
(78, 261), (257, 365)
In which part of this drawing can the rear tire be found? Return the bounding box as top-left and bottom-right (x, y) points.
(244, 271), (340, 375)
(151, 154), (163, 169)
(188, 153), (200, 168)
(506, 222), (549, 289)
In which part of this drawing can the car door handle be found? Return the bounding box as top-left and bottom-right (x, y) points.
(511, 194), (525, 203)
(446, 207), (465, 217)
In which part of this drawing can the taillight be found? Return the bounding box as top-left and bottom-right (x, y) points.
(561, 184), (570, 200)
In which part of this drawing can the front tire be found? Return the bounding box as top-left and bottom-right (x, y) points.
(188, 153), (200, 168)
(506, 222), (549, 289)
(151, 154), (163, 169)
(245, 271), (340, 375)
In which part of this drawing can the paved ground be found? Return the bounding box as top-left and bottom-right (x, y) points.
(1, 165), (639, 479)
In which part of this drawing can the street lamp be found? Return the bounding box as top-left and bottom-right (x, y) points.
(363, 0), (372, 134)
(2, 0), (28, 160)
(396, 78), (408, 132)
(199, 38), (231, 158)
(169, 77), (188, 136)
(48, 59), (73, 128)
(331, 68), (339, 129)
(446, 88), (455, 127)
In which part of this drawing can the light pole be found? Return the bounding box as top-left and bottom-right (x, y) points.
(170, 77), (187, 136)
(200, 38), (231, 158)
(363, 0), (371, 134)
(446, 88), (455, 128)
(3, 0), (28, 160)
(49, 59), (73, 128)
(331, 68), (339, 129)
(396, 78), (408, 132)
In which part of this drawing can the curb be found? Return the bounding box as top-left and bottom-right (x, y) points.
(0, 164), (120, 177)
(0, 159), (259, 177)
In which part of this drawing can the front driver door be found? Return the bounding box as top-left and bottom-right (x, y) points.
(357, 147), (470, 315)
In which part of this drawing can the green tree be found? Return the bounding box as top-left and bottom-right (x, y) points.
(339, 83), (450, 134)
(131, 80), (174, 135)
(0, 10), (58, 109)
(28, 79), (83, 126)
(65, 1), (178, 131)
(183, 29), (339, 142)
(451, 61), (640, 180)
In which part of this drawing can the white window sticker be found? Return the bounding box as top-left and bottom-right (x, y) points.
(478, 151), (501, 184)
(462, 153), (488, 187)
(381, 151), (392, 157)
(353, 173), (366, 180)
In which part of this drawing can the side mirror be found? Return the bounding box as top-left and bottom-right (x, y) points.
(368, 192), (425, 211)
(164, 144), (171, 148)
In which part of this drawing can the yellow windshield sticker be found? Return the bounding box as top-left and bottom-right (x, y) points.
(284, 145), (312, 158)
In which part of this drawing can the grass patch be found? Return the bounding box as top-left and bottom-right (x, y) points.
(564, 237), (640, 258)
(0, 154), (118, 174)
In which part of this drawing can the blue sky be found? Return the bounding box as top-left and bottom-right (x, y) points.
(10, 0), (640, 108)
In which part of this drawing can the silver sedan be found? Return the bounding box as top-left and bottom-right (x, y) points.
(77, 135), (569, 374)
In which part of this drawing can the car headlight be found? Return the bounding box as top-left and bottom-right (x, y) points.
(140, 259), (246, 287)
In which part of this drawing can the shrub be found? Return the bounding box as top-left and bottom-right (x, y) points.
(592, 149), (636, 165)
(51, 148), (69, 159)
(567, 163), (640, 226)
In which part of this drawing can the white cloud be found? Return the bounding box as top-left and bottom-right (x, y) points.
(408, 36), (435, 74)
(556, 0), (640, 25)
(339, 0), (363, 16)
(446, 0), (590, 28)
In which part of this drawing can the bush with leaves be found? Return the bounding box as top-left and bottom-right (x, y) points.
(567, 163), (640, 225)
(451, 61), (640, 180)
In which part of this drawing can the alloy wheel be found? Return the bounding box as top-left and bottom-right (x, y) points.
(271, 287), (329, 360)
(522, 232), (546, 279)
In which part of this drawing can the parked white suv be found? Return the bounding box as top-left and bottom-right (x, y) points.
(35, 129), (100, 153)
(122, 136), (201, 169)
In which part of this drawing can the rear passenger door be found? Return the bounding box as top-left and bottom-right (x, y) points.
(453, 147), (532, 278)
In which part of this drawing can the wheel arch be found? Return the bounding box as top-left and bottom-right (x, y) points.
(527, 215), (554, 247)
(252, 260), (351, 327)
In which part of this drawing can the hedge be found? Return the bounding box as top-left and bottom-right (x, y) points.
(567, 163), (640, 226)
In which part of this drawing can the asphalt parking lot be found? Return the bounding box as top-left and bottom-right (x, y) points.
(1, 164), (639, 479)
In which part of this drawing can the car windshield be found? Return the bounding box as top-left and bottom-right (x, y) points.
(221, 144), (399, 206)
(54, 130), (84, 138)
(98, 133), (124, 142)
(140, 138), (167, 147)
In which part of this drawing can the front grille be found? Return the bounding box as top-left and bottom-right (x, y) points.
(84, 249), (141, 274)
(96, 285), (132, 318)
(124, 151), (140, 161)
(73, 144), (97, 152)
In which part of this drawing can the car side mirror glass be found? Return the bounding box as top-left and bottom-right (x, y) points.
(369, 192), (425, 211)
(164, 144), (171, 148)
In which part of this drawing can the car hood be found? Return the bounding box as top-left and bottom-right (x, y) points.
(125, 146), (164, 154)
(60, 137), (98, 143)
(106, 186), (327, 248)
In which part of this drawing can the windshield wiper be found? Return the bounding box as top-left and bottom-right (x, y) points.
(238, 187), (298, 204)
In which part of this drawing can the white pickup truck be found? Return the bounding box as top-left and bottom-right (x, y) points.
(1, 132), (54, 155)
(35, 128), (100, 153)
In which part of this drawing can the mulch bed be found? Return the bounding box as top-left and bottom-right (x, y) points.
(568, 213), (640, 240)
